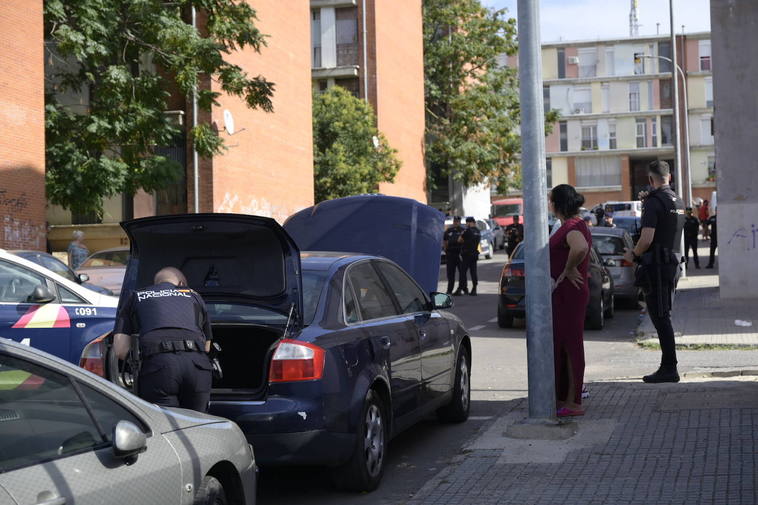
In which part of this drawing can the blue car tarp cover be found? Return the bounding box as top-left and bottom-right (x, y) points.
(284, 195), (445, 295)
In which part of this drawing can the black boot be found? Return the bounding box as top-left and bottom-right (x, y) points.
(643, 364), (680, 383)
(469, 286), (477, 296)
(453, 287), (467, 296)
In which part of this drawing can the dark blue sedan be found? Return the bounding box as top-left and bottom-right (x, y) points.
(96, 213), (471, 492)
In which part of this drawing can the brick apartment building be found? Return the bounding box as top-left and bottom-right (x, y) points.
(310, 0), (427, 202)
(502, 32), (715, 209)
(0, 1), (46, 251)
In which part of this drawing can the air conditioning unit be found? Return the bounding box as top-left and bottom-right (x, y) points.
(567, 56), (580, 65)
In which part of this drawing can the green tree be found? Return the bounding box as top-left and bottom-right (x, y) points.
(423, 0), (559, 192)
(44, 0), (274, 217)
(312, 87), (401, 202)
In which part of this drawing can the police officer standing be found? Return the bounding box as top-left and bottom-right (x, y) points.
(505, 215), (524, 257)
(624, 160), (685, 383)
(113, 267), (214, 412)
(705, 210), (718, 268)
(443, 216), (464, 294)
(455, 217), (481, 296)
(683, 207), (701, 269)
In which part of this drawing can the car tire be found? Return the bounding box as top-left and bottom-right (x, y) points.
(194, 476), (227, 505)
(437, 347), (471, 423)
(586, 296), (605, 330)
(332, 390), (387, 492)
(604, 295), (615, 319)
(497, 305), (514, 328)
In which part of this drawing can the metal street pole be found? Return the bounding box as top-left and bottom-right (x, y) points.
(517, 0), (555, 421)
(192, 6), (200, 214)
(669, 0), (687, 278)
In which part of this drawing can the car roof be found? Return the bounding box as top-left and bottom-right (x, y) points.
(301, 251), (376, 271)
(590, 227), (630, 237)
(88, 246), (129, 254)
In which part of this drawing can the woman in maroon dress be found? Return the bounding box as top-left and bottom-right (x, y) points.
(548, 185), (591, 417)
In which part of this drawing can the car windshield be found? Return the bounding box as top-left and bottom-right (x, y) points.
(38, 255), (77, 282)
(614, 218), (640, 234)
(80, 250), (129, 268)
(607, 203), (632, 212)
(493, 204), (521, 218)
(594, 236), (626, 256)
(512, 243), (525, 260)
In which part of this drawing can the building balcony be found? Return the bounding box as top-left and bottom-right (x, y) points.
(544, 72), (671, 86)
(312, 65), (359, 79)
(548, 146), (675, 158)
(310, 0), (356, 7)
(556, 109), (674, 120)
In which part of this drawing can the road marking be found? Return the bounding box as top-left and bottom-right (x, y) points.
(468, 416), (494, 421)
(487, 317), (498, 323)
(469, 325), (486, 331)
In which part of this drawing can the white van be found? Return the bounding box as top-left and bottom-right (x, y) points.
(604, 201), (643, 218)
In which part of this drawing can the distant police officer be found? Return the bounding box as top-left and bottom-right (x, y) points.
(624, 160), (685, 383)
(113, 267), (213, 411)
(705, 210), (718, 268)
(505, 215), (524, 257)
(455, 217), (481, 296)
(683, 207), (701, 269)
(443, 216), (464, 294)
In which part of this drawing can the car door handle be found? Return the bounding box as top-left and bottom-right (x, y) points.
(34, 492), (66, 505)
(418, 330), (428, 340)
(379, 336), (392, 349)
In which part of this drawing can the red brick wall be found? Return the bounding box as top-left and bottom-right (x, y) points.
(0, 1), (46, 249)
(209, 0), (314, 222)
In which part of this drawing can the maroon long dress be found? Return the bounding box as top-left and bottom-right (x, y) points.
(549, 217), (591, 406)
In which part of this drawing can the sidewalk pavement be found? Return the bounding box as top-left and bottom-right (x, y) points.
(406, 377), (758, 505)
(636, 245), (758, 349)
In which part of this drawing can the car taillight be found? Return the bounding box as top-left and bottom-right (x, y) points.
(79, 334), (107, 378)
(620, 259), (635, 267)
(268, 339), (326, 383)
(501, 265), (524, 278)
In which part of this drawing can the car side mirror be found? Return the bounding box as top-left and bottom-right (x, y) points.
(113, 420), (147, 464)
(26, 285), (55, 304)
(78, 273), (90, 283)
(431, 292), (453, 310)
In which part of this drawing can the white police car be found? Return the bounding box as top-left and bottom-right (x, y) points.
(0, 249), (118, 366)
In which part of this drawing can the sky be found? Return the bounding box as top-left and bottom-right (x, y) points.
(481, 0), (712, 42)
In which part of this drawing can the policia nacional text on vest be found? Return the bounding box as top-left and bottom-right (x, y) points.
(114, 280), (215, 412)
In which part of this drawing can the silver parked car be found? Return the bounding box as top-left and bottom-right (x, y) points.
(0, 338), (256, 505)
(590, 227), (638, 303)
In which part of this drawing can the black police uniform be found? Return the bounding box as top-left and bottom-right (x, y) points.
(114, 281), (213, 412)
(505, 222), (524, 257)
(683, 214), (701, 268)
(458, 226), (481, 295)
(706, 214), (718, 268)
(638, 185), (685, 370)
(443, 224), (464, 293)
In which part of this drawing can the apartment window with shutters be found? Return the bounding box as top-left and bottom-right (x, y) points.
(546, 158), (553, 188)
(543, 86), (550, 114)
(651, 118), (658, 147)
(559, 121), (568, 151)
(661, 116), (673, 145)
(699, 40), (711, 71)
(578, 47), (597, 78)
(573, 87), (592, 114)
(658, 41), (673, 72)
(605, 48), (615, 76)
(705, 77), (713, 107)
(335, 7), (359, 66)
(701, 116), (714, 145)
(634, 52), (645, 75)
(581, 123), (598, 150)
(311, 10), (322, 68)
(557, 48), (566, 78)
(660, 79), (672, 109)
(629, 82), (641, 112)
(647, 80), (654, 110)
(576, 156), (622, 188)
(608, 122), (617, 149)
(707, 155), (716, 180)
(601, 84), (610, 113)
(636, 118), (647, 148)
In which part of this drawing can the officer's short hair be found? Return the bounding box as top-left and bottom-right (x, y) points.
(452, 215), (461, 222)
(648, 160), (670, 178)
(465, 217), (475, 223)
(154, 267), (188, 287)
(686, 207), (693, 211)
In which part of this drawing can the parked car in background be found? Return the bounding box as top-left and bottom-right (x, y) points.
(11, 250), (114, 295)
(484, 218), (505, 250)
(91, 213), (470, 492)
(76, 246), (129, 295)
(497, 243), (614, 330)
(491, 198), (523, 228)
(0, 338), (257, 505)
(590, 227), (639, 304)
(613, 216), (642, 244)
(0, 249), (118, 365)
(603, 201), (643, 217)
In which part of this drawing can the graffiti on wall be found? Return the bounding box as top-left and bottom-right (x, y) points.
(727, 223), (758, 252)
(217, 192), (309, 224)
(0, 190), (29, 212)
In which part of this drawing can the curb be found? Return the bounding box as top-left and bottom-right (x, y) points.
(683, 369), (758, 378)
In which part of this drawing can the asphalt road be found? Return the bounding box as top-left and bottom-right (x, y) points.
(258, 248), (758, 505)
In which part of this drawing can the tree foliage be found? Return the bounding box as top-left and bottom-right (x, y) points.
(44, 0), (274, 216)
(423, 0), (559, 191)
(312, 87), (401, 203)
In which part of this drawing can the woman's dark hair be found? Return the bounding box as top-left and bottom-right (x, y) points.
(550, 184), (585, 218)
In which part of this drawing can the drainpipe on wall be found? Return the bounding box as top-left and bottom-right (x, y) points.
(362, 0), (369, 102)
(192, 6), (200, 213)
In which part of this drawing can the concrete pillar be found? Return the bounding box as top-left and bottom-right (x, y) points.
(710, 0), (758, 299)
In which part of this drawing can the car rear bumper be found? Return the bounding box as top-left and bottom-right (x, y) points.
(247, 429), (355, 467)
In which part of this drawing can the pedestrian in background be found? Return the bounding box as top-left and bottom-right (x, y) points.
(549, 184), (591, 417)
(624, 160), (685, 383)
(443, 216), (464, 294)
(683, 207), (701, 269)
(455, 217), (481, 296)
(706, 210), (718, 268)
(505, 215), (524, 257)
(699, 199), (710, 240)
(67, 230), (89, 270)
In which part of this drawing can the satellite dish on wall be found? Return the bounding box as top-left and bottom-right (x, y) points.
(223, 109), (235, 135)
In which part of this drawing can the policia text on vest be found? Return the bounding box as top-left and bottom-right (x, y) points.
(113, 267), (214, 412)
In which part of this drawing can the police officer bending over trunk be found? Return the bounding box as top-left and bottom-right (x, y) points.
(624, 160), (685, 383)
(113, 267), (213, 411)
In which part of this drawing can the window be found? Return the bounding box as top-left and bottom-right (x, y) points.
(335, 78), (360, 98)
(546, 158), (553, 187)
(0, 261), (47, 303)
(375, 262), (427, 315)
(601, 84), (610, 113)
(581, 123), (598, 150)
(634, 52), (645, 75)
(347, 262), (397, 321)
(699, 40), (711, 71)
(0, 354), (104, 472)
(559, 121), (568, 152)
(605, 47), (615, 76)
(661, 116), (673, 145)
(705, 77), (713, 107)
(302, 270), (328, 325)
(647, 80), (653, 110)
(573, 87), (592, 114)
(651, 117), (658, 147)
(311, 9), (321, 68)
(80, 250), (129, 268)
(59, 285), (86, 304)
(578, 47), (597, 78)
(335, 7), (358, 66)
(575, 156), (622, 188)
(629, 82), (641, 112)
(543, 86), (550, 114)
(658, 41), (673, 73)
(318, 80), (328, 92)
(343, 280), (360, 324)
(660, 79), (672, 109)
(701, 116), (714, 145)
(608, 122), (617, 149)
(594, 236), (626, 256)
(707, 155), (716, 180)
(77, 383), (146, 440)
(636, 118), (647, 148)
(557, 48), (566, 78)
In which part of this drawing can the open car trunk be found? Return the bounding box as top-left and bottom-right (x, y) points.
(211, 324), (283, 400)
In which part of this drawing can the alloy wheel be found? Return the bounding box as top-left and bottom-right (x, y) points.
(363, 403), (384, 478)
